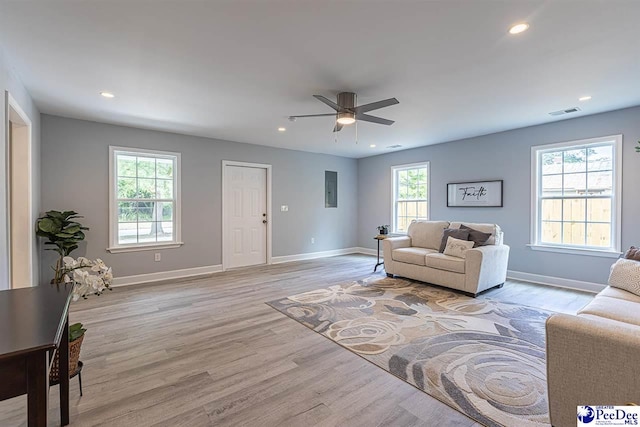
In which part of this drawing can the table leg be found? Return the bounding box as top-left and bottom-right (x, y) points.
(374, 239), (384, 272)
(60, 316), (70, 426)
(26, 352), (48, 427)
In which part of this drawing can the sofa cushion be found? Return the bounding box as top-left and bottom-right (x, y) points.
(407, 220), (450, 250)
(578, 296), (640, 326)
(392, 247), (437, 266)
(438, 228), (470, 252)
(598, 286), (640, 304)
(460, 224), (492, 247)
(426, 253), (465, 273)
(449, 222), (501, 245)
(608, 258), (640, 297)
(443, 237), (474, 259)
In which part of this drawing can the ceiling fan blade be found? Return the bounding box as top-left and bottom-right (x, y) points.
(333, 123), (343, 132)
(313, 95), (345, 112)
(354, 98), (399, 114)
(288, 113), (337, 119)
(356, 113), (395, 126)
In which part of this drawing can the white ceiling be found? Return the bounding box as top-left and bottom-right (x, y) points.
(1, 0), (639, 158)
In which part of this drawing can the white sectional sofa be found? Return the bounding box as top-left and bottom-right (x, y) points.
(546, 259), (640, 427)
(382, 220), (510, 297)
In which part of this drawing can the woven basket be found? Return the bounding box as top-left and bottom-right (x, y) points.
(50, 334), (84, 382)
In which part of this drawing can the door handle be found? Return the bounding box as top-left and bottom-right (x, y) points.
(263, 220), (267, 224)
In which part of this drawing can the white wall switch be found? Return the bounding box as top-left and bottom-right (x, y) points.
(311, 237), (315, 244)
(281, 205), (289, 212)
(154, 253), (161, 262)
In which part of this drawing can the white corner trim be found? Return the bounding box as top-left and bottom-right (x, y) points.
(507, 270), (605, 294)
(112, 264), (222, 287)
(271, 247), (365, 264)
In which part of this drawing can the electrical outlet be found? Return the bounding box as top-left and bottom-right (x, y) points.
(311, 237), (315, 244)
(281, 205), (289, 212)
(154, 253), (161, 262)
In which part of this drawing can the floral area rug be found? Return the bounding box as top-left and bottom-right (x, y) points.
(267, 277), (551, 427)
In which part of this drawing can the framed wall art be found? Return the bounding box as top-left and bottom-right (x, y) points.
(447, 180), (503, 207)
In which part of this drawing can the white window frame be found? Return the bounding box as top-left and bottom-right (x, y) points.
(391, 162), (430, 234)
(529, 135), (622, 258)
(107, 146), (183, 253)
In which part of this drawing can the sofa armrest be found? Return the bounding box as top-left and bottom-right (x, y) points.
(546, 314), (640, 427)
(382, 236), (411, 272)
(464, 244), (510, 293)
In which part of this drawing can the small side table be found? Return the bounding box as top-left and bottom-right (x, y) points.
(373, 235), (387, 272)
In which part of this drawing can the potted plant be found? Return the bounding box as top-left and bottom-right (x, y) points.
(36, 210), (89, 284)
(36, 210), (113, 387)
(49, 256), (113, 385)
(377, 225), (390, 235)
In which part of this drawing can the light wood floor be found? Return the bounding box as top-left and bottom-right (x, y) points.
(0, 255), (594, 427)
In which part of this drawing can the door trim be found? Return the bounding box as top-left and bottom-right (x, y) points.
(5, 92), (34, 288)
(221, 160), (272, 271)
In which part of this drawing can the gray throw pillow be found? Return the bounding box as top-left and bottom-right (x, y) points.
(460, 224), (492, 247)
(439, 228), (470, 253)
(623, 246), (640, 261)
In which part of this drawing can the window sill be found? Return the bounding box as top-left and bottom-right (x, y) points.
(107, 242), (184, 254)
(527, 244), (621, 258)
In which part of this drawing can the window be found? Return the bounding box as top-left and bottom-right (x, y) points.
(531, 135), (621, 256)
(391, 162), (429, 233)
(108, 147), (182, 252)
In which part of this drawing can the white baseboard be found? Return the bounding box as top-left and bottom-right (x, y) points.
(271, 247), (363, 264)
(112, 248), (372, 287)
(507, 270), (605, 294)
(112, 264), (223, 287)
(355, 247), (379, 257)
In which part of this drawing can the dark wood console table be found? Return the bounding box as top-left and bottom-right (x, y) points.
(0, 284), (73, 426)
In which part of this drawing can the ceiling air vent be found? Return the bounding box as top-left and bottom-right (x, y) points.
(387, 144), (403, 149)
(549, 107), (581, 116)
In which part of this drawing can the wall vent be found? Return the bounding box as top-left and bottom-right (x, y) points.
(387, 144), (403, 149)
(549, 107), (581, 116)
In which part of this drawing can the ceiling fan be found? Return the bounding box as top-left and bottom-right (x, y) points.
(288, 92), (399, 132)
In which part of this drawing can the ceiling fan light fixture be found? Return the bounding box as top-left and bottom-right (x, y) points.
(337, 112), (356, 125)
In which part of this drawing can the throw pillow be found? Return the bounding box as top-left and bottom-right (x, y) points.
(443, 236), (475, 259)
(460, 224), (492, 247)
(439, 228), (470, 253)
(608, 258), (640, 297)
(623, 246), (640, 261)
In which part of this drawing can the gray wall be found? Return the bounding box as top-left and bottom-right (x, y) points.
(0, 48), (41, 290)
(40, 115), (358, 280)
(357, 106), (640, 285)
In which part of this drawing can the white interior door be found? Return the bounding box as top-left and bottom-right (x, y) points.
(224, 165), (268, 268)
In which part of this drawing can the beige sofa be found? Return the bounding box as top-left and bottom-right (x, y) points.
(546, 284), (640, 427)
(382, 220), (510, 297)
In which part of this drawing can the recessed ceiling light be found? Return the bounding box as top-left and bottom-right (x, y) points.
(277, 127), (286, 132)
(369, 144), (376, 148)
(508, 22), (529, 35)
(579, 96), (592, 102)
(100, 91), (115, 98)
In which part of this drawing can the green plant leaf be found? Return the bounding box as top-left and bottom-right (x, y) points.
(64, 225), (81, 234)
(69, 322), (87, 341)
(37, 218), (58, 233)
